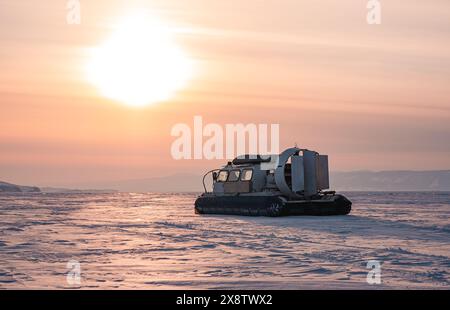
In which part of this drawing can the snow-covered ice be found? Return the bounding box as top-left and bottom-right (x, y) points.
(0, 192), (448, 289)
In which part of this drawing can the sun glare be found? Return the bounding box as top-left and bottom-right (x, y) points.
(86, 13), (193, 107)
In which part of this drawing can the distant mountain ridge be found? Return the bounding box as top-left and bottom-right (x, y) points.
(331, 170), (450, 191)
(0, 181), (40, 193)
(3, 170), (449, 193)
(0, 181), (116, 193)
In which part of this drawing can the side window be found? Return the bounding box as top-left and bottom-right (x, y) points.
(241, 169), (253, 181)
(217, 170), (229, 182)
(228, 170), (240, 182)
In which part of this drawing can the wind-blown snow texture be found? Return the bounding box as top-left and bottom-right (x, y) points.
(0, 192), (448, 289)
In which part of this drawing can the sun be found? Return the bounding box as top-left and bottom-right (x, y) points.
(86, 13), (193, 107)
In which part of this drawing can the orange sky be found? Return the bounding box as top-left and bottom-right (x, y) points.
(0, 0), (449, 187)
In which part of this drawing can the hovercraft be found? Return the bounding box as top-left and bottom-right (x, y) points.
(195, 147), (352, 216)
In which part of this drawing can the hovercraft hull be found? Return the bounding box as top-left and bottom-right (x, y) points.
(194, 194), (351, 217)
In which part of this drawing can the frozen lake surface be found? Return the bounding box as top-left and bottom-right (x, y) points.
(0, 192), (449, 289)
